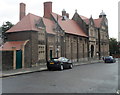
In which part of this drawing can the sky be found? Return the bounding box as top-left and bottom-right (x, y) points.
(0, 0), (119, 40)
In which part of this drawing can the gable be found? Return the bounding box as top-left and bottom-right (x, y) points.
(72, 12), (88, 35)
(89, 17), (95, 26)
(35, 18), (46, 29)
(52, 13), (88, 37)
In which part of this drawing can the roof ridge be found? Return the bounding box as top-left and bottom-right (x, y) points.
(28, 13), (41, 18)
(80, 15), (88, 19)
(94, 18), (102, 20)
(52, 12), (62, 16)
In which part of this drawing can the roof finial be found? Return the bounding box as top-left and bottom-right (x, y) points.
(62, 9), (65, 11)
(75, 9), (77, 13)
(90, 15), (92, 18)
(99, 10), (106, 18)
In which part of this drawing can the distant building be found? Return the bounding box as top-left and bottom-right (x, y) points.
(0, 2), (109, 70)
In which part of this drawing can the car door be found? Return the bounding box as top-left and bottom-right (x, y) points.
(63, 58), (69, 68)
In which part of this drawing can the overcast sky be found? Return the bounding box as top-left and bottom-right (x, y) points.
(0, 0), (119, 40)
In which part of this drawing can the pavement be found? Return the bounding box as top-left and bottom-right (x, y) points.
(0, 59), (103, 78)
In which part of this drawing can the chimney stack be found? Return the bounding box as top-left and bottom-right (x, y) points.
(20, 3), (26, 20)
(43, 2), (52, 19)
(66, 13), (69, 18)
(62, 9), (66, 16)
(62, 9), (69, 20)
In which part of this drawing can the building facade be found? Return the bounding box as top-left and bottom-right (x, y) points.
(0, 2), (109, 70)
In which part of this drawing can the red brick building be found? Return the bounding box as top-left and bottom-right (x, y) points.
(0, 2), (109, 70)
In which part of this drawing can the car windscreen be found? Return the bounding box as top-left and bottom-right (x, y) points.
(58, 57), (68, 62)
(105, 57), (111, 59)
(52, 59), (59, 62)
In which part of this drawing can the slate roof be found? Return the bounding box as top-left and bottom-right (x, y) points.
(6, 13), (41, 33)
(0, 41), (27, 51)
(80, 15), (89, 24)
(6, 12), (88, 37)
(94, 18), (102, 28)
(6, 13), (56, 34)
(80, 15), (103, 28)
(52, 13), (88, 37)
(42, 17), (56, 34)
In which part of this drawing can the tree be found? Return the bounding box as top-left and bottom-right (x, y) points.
(117, 41), (120, 54)
(0, 21), (14, 43)
(0, 27), (2, 46)
(109, 38), (119, 55)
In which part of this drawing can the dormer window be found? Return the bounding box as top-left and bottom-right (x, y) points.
(62, 16), (67, 20)
(61, 9), (69, 21)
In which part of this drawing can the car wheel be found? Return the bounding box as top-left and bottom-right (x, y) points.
(60, 65), (63, 71)
(69, 64), (73, 69)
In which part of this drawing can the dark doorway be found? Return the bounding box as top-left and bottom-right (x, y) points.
(91, 45), (94, 58)
(16, 50), (22, 69)
(50, 50), (52, 60)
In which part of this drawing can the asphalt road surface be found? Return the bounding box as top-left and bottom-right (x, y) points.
(2, 59), (118, 93)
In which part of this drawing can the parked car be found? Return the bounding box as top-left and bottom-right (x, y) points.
(47, 57), (73, 71)
(104, 56), (116, 63)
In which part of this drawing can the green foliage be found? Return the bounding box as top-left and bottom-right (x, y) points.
(2, 21), (13, 32)
(0, 21), (14, 43)
(109, 38), (120, 55)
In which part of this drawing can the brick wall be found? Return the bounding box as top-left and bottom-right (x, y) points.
(2, 51), (13, 70)
(6, 31), (30, 41)
(47, 34), (56, 60)
(24, 41), (31, 68)
(6, 31), (39, 67)
(65, 34), (88, 62)
(31, 32), (38, 66)
(99, 29), (109, 57)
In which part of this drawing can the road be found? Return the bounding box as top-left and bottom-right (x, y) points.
(2, 60), (118, 93)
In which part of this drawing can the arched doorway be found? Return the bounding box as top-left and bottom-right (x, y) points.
(91, 45), (94, 58)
